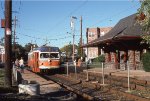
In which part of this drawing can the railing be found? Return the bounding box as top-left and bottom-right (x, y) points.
(63, 60), (145, 92)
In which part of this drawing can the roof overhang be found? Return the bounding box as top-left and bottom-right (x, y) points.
(82, 35), (142, 48)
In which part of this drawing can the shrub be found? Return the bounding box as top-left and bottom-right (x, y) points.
(141, 52), (150, 72)
(93, 55), (105, 62)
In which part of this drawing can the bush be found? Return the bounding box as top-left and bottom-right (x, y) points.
(141, 52), (150, 72)
(93, 55), (105, 62)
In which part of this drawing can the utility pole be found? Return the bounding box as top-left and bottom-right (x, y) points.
(80, 16), (83, 57)
(73, 27), (75, 62)
(71, 16), (77, 62)
(13, 16), (17, 59)
(4, 0), (12, 87)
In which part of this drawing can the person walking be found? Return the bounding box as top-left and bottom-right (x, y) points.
(15, 59), (19, 67)
(19, 57), (24, 73)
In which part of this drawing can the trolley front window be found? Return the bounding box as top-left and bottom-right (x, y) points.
(50, 53), (59, 59)
(40, 53), (50, 58)
(40, 53), (59, 59)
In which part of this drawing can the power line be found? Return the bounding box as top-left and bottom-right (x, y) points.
(17, 32), (72, 41)
(19, 27), (47, 34)
(14, 1), (139, 47)
(47, 0), (88, 34)
(88, 3), (140, 28)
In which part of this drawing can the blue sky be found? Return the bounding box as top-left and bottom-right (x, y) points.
(0, 0), (140, 48)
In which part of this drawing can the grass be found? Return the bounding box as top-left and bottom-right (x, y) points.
(0, 68), (18, 94)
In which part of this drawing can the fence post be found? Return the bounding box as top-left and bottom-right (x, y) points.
(67, 62), (69, 76)
(86, 70), (89, 81)
(101, 62), (104, 85)
(74, 62), (77, 79)
(127, 61), (130, 92)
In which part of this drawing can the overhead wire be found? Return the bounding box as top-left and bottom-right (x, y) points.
(18, 3), (138, 45)
(88, 2), (140, 28)
(46, 0), (88, 35)
(15, 1), (140, 46)
(17, 32), (72, 41)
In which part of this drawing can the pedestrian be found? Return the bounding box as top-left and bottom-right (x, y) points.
(77, 57), (82, 67)
(19, 57), (24, 73)
(15, 59), (19, 67)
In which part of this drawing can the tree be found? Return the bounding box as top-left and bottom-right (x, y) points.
(12, 44), (26, 61)
(23, 43), (38, 61)
(137, 0), (150, 44)
(24, 43), (38, 52)
(60, 42), (77, 58)
(0, 37), (4, 45)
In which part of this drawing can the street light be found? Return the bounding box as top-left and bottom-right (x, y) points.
(70, 16), (77, 62)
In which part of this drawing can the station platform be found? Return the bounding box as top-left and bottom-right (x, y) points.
(83, 68), (150, 81)
(20, 69), (61, 94)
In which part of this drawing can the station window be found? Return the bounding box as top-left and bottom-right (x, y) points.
(88, 32), (95, 37)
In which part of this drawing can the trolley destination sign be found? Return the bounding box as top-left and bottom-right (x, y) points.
(33, 46), (60, 52)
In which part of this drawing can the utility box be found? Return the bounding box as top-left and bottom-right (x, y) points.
(1, 19), (5, 28)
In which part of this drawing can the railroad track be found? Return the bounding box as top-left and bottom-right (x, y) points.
(41, 71), (150, 101)
(26, 67), (150, 101)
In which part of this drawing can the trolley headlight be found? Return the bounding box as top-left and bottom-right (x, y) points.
(48, 59), (51, 62)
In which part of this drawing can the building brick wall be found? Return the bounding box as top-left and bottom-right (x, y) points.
(86, 27), (112, 60)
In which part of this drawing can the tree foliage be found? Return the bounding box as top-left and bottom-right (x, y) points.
(93, 55), (105, 62)
(0, 37), (4, 45)
(12, 44), (26, 61)
(60, 42), (78, 58)
(12, 43), (38, 62)
(141, 51), (150, 72)
(137, 0), (150, 44)
(24, 43), (38, 52)
(137, 0), (150, 32)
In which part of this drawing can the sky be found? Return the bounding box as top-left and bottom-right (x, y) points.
(0, 0), (141, 48)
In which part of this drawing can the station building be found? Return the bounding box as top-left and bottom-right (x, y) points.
(86, 27), (112, 60)
(83, 14), (149, 70)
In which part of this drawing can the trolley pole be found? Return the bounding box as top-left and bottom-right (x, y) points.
(4, 0), (12, 87)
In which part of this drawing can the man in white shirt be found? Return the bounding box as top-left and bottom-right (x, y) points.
(19, 57), (24, 73)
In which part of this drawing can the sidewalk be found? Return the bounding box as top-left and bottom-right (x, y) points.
(20, 69), (61, 94)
